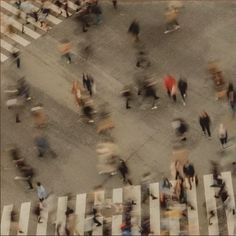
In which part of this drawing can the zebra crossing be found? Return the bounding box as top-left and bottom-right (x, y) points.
(0, 0), (78, 63)
(1, 172), (235, 235)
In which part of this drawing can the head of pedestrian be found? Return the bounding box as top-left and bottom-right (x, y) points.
(37, 182), (41, 187)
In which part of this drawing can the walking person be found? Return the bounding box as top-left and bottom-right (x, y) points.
(183, 161), (195, 190)
(11, 45), (21, 69)
(63, 0), (70, 18)
(199, 111), (211, 138)
(164, 74), (177, 102)
(36, 182), (47, 201)
(17, 164), (35, 190)
(121, 86), (133, 109)
(128, 19), (140, 42)
(227, 83), (236, 117)
(141, 172), (157, 204)
(144, 79), (160, 109)
(83, 73), (94, 96)
(58, 39), (72, 64)
(33, 200), (44, 223)
(118, 159), (132, 185)
(218, 123), (228, 149)
(178, 77), (188, 106)
(112, 0), (117, 9)
(164, 6), (180, 34)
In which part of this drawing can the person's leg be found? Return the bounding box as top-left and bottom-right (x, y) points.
(172, 94), (177, 102)
(93, 216), (102, 226)
(187, 176), (192, 190)
(200, 124), (206, 134)
(16, 113), (21, 123)
(27, 177), (33, 189)
(16, 57), (20, 68)
(126, 98), (131, 109)
(113, 0), (117, 9)
(206, 125), (211, 137)
(167, 89), (171, 97)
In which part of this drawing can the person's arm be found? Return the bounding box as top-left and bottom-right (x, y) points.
(82, 74), (86, 88)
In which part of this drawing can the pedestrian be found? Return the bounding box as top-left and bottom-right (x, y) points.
(178, 77), (188, 106)
(81, 98), (95, 123)
(112, 0), (117, 9)
(164, 74), (177, 102)
(118, 159), (132, 185)
(199, 111), (211, 137)
(58, 39), (72, 64)
(183, 161), (195, 190)
(55, 0), (63, 17)
(121, 86), (133, 109)
(92, 4), (102, 25)
(31, 104), (48, 128)
(227, 83), (236, 117)
(141, 172), (157, 204)
(136, 51), (151, 69)
(11, 45), (21, 69)
(10, 208), (24, 234)
(34, 133), (57, 158)
(172, 118), (188, 141)
(18, 164), (35, 190)
(218, 123), (228, 149)
(83, 73), (94, 96)
(77, 7), (90, 32)
(17, 77), (31, 101)
(164, 7), (180, 34)
(63, 0), (70, 18)
(36, 182), (47, 201)
(33, 200), (43, 223)
(144, 79), (160, 109)
(128, 20), (140, 42)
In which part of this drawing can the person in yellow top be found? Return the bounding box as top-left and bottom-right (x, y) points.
(58, 39), (72, 64)
(164, 7), (180, 34)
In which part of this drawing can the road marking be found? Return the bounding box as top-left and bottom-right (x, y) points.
(112, 188), (123, 235)
(93, 190), (104, 236)
(1, 27), (30, 46)
(1, 53), (9, 62)
(204, 174), (219, 235)
(221, 171), (236, 235)
(17, 202), (31, 236)
(149, 182), (160, 235)
(55, 196), (68, 235)
(1, 204), (13, 236)
(1, 13), (41, 39)
(1, 39), (19, 52)
(75, 193), (86, 235)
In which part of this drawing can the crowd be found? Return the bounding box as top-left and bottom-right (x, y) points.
(2, 0), (236, 235)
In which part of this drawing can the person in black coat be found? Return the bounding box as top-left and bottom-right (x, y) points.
(183, 161), (195, 190)
(199, 111), (211, 137)
(178, 77), (188, 106)
(128, 20), (140, 41)
(83, 73), (94, 96)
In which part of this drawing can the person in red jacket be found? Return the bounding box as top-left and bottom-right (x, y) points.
(164, 74), (177, 102)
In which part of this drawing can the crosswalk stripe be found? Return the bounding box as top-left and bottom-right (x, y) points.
(35, 0), (72, 18)
(55, 196), (68, 235)
(75, 193), (86, 235)
(17, 202), (31, 236)
(127, 185), (141, 235)
(36, 208), (48, 235)
(149, 183), (160, 235)
(93, 190), (105, 235)
(68, 1), (78, 11)
(1, 39), (19, 52)
(112, 188), (123, 235)
(1, 13), (41, 39)
(221, 171), (236, 235)
(1, 53), (8, 62)
(204, 174), (219, 235)
(186, 177), (200, 235)
(1, 1), (49, 32)
(1, 27), (30, 46)
(1, 204), (13, 236)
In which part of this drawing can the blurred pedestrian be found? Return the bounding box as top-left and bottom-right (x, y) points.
(63, 0), (70, 18)
(34, 134), (57, 158)
(199, 111), (211, 137)
(11, 45), (21, 69)
(164, 74), (177, 102)
(144, 79), (160, 109)
(128, 20), (140, 42)
(227, 83), (236, 117)
(141, 172), (157, 204)
(17, 77), (31, 101)
(178, 77), (188, 106)
(172, 118), (188, 141)
(92, 4), (102, 24)
(10, 208), (24, 234)
(31, 104), (48, 128)
(118, 159), (132, 185)
(33, 200), (43, 223)
(58, 39), (72, 64)
(112, 0), (117, 9)
(136, 51), (151, 69)
(121, 85), (133, 109)
(17, 164), (35, 190)
(83, 73), (94, 96)
(183, 161), (195, 190)
(164, 7), (180, 34)
(36, 182), (47, 201)
(71, 80), (82, 108)
(218, 123), (228, 149)
(81, 98), (95, 123)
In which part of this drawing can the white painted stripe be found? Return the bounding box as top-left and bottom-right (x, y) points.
(221, 171), (236, 236)
(1, 1), (50, 32)
(112, 188), (123, 235)
(127, 185), (141, 236)
(203, 174), (219, 235)
(149, 183), (160, 235)
(93, 190), (104, 236)
(169, 180), (180, 236)
(55, 196), (68, 235)
(35, 0), (72, 18)
(75, 193), (86, 235)
(1, 13), (41, 39)
(1, 204), (13, 236)
(1, 27), (30, 46)
(1, 53), (8, 62)
(36, 208), (48, 235)
(68, 1), (78, 10)
(1, 39), (19, 52)
(186, 177), (200, 235)
(17, 202), (31, 236)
